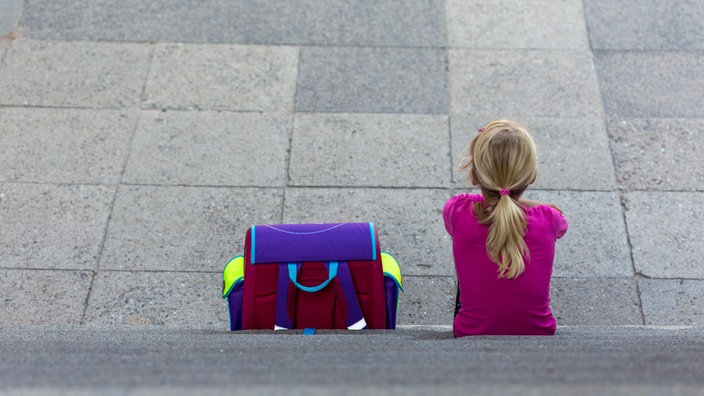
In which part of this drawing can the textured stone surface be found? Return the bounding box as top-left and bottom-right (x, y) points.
(551, 278), (642, 325)
(0, 39), (150, 108)
(640, 279), (704, 325)
(624, 192), (704, 278)
(283, 188), (453, 276)
(19, 0), (446, 46)
(607, 118), (704, 190)
(451, 116), (616, 190)
(0, 269), (92, 325)
(0, 0), (23, 35)
(84, 271), (225, 328)
(584, 0), (704, 50)
(396, 276), (455, 326)
(289, 113), (451, 188)
(100, 186), (283, 271)
(529, 191), (633, 278)
(450, 50), (602, 117)
(0, 183), (113, 270)
(447, 0), (589, 49)
(143, 44), (298, 112)
(296, 47), (448, 114)
(595, 51), (704, 118)
(0, 108), (136, 184)
(123, 111), (291, 186)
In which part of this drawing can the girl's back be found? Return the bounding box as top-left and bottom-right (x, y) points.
(444, 193), (567, 336)
(445, 120), (568, 337)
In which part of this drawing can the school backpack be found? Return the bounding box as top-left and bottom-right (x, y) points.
(222, 222), (403, 330)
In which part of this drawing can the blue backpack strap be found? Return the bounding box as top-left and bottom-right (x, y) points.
(274, 261), (367, 330)
(274, 263), (295, 330)
(336, 261), (367, 330)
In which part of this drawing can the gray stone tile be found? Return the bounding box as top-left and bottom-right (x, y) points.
(0, 269), (92, 325)
(0, 0), (23, 36)
(283, 188), (453, 277)
(584, 0), (704, 50)
(0, 108), (136, 184)
(447, 0), (589, 49)
(396, 276), (455, 326)
(607, 118), (704, 190)
(595, 51), (704, 118)
(0, 183), (113, 270)
(624, 192), (704, 279)
(84, 271), (226, 328)
(551, 278), (642, 325)
(450, 50), (602, 117)
(0, 39), (150, 108)
(19, 0), (445, 47)
(100, 186), (283, 271)
(123, 111), (290, 186)
(529, 191), (633, 278)
(296, 47), (448, 114)
(143, 44), (298, 112)
(451, 116), (616, 190)
(289, 114), (451, 188)
(640, 279), (704, 326)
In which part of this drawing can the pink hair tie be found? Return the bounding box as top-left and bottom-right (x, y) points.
(499, 188), (511, 196)
(478, 127), (485, 133)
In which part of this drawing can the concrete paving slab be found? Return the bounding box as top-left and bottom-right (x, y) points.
(397, 276), (455, 326)
(607, 118), (704, 190)
(0, 183), (113, 270)
(529, 190), (633, 278)
(0, 108), (136, 184)
(289, 113), (451, 188)
(0, 269), (92, 325)
(2, 326), (704, 393)
(584, 0), (704, 50)
(0, 39), (150, 108)
(624, 192), (704, 279)
(551, 278), (642, 325)
(19, 0), (446, 47)
(84, 271), (225, 327)
(142, 44), (298, 112)
(100, 186), (283, 271)
(640, 279), (704, 326)
(450, 49), (603, 117)
(123, 111), (291, 186)
(295, 47), (448, 114)
(447, 0), (589, 49)
(282, 187), (453, 277)
(595, 51), (704, 118)
(0, 0), (23, 36)
(451, 116), (617, 190)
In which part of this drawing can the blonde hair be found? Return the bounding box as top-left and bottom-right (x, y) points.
(459, 120), (537, 279)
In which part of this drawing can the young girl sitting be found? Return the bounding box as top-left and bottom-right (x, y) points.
(443, 120), (568, 337)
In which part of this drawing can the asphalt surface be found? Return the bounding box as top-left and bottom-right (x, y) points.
(2, 326), (704, 394)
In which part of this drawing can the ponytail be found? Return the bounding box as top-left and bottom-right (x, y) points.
(461, 120), (537, 279)
(476, 193), (528, 279)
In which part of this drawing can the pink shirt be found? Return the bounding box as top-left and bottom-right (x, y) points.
(443, 194), (568, 337)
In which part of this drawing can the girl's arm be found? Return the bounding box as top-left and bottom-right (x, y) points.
(518, 198), (564, 214)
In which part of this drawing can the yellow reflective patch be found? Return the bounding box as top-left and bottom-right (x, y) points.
(222, 255), (244, 298)
(381, 252), (403, 291)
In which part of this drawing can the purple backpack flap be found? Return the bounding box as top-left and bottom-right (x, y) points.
(241, 223), (392, 330)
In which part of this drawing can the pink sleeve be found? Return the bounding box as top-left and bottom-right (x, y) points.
(442, 196), (459, 235)
(553, 209), (568, 239)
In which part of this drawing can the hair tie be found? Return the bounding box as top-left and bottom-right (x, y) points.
(499, 188), (511, 196)
(478, 127), (485, 133)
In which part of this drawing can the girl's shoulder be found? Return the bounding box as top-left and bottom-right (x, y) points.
(525, 203), (568, 239)
(446, 193), (484, 206)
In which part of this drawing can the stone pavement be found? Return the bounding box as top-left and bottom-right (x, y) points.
(1, 0), (703, 330)
(2, 325), (704, 394)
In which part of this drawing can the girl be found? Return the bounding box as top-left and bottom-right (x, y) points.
(443, 120), (567, 337)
